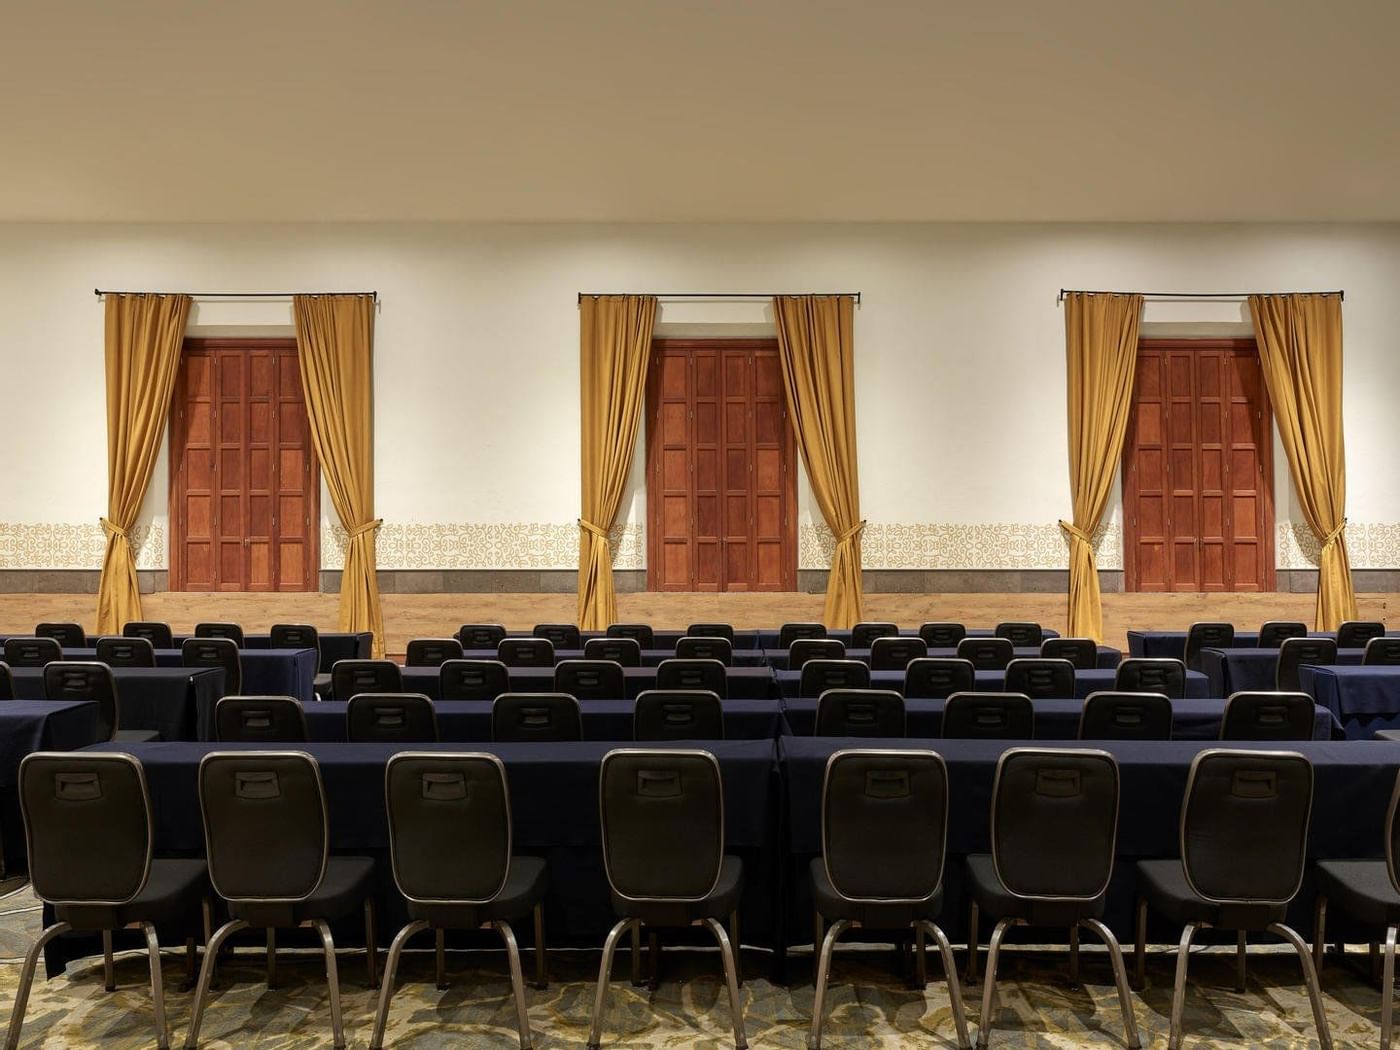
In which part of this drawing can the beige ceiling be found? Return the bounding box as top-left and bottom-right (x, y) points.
(4, 0), (1398, 222)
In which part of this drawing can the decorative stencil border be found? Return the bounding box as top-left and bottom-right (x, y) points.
(0, 523), (165, 570)
(1276, 521), (1400, 570)
(322, 521), (646, 571)
(799, 521), (1124, 570)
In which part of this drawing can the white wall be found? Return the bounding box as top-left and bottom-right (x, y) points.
(1, 222), (1397, 574)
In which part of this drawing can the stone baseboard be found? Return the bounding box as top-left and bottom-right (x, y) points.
(0, 570), (167, 594)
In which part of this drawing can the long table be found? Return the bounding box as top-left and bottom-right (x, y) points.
(763, 645), (1120, 671)
(0, 701), (102, 866)
(1128, 629), (1400, 659)
(1301, 666), (1400, 739)
(402, 665), (776, 700)
(460, 648), (770, 668)
(1200, 646), (1365, 695)
(174, 632), (372, 672)
(9, 667), (226, 742)
(58, 647), (316, 705)
(774, 667), (1211, 700)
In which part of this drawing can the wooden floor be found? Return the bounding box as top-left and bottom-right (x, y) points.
(0, 590), (1392, 654)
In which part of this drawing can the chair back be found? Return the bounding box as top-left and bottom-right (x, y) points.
(1078, 692), (1172, 740)
(4, 637), (62, 667)
(904, 657), (975, 699)
(347, 693), (438, 743)
(1366, 637), (1400, 666)
(492, 693), (582, 742)
(800, 659), (871, 697)
(195, 622), (245, 646)
(329, 658), (400, 701)
(850, 622), (899, 649)
(779, 622), (827, 648)
(439, 659), (511, 701)
(585, 637), (643, 666)
(1041, 637), (1098, 670)
(815, 689), (905, 737)
(1258, 620), (1308, 648)
(607, 623), (654, 648)
(687, 622), (735, 642)
(1338, 620), (1386, 649)
(21, 752), (151, 905)
(405, 638), (465, 667)
(1219, 691), (1315, 741)
(1184, 622), (1235, 671)
(634, 690), (724, 741)
(1180, 749), (1312, 905)
(124, 621), (174, 649)
(991, 747), (1119, 900)
(995, 621), (1044, 647)
(674, 635), (733, 665)
(655, 658), (728, 697)
(215, 696), (308, 743)
(918, 622), (966, 647)
(600, 749), (723, 902)
(554, 659), (625, 701)
(183, 637), (243, 695)
(1276, 636), (1338, 692)
(386, 752), (511, 904)
(533, 623), (580, 649)
(199, 751), (328, 901)
(942, 692), (1034, 739)
(1385, 770), (1400, 897)
(0, 661), (12, 700)
(269, 623), (320, 658)
(1115, 657), (1186, 699)
(788, 638), (845, 669)
(457, 624), (507, 649)
(36, 622), (86, 648)
(822, 749), (947, 902)
(95, 636), (156, 668)
(43, 661), (118, 741)
(869, 636), (927, 671)
(497, 637), (555, 668)
(1003, 658), (1075, 699)
(957, 636), (1013, 670)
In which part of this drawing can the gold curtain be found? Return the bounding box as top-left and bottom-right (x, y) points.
(293, 294), (385, 656)
(96, 294), (193, 633)
(578, 295), (658, 629)
(1249, 293), (1356, 629)
(772, 295), (864, 627)
(1060, 292), (1143, 642)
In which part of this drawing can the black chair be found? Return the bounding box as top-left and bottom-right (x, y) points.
(1135, 749), (1328, 1050)
(814, 689), (905, 737)
(1367, 637), (1400, 666)
(587, 749), (745, 1049)
(905, 658), (976, 700)
(492, 694), (583, 742)
(124, 621), (174, 649)
(584, 637), (643, 667)
(95, 636), (157, 668)
(1184, 621), (1235, 672)
(1079, 692), (1173, 741)
(801, 659), (871, 697)
(788, 638), (845, 669)
(195, 622), (245, 647)
(4, 637), (61, 667)
(634, 690), (724, 741)
(607, 623), (654, 648)
(1339, 620), (1387, 649)
(214, 696), (308, 743)
(36, 622), (86, 648)
(919, 622), (966, 648)
(1312, 769), (1400, 1049)
(439, 659), (511, 701)
(870, 636), (927, 671)
(371, 752), (547, 1050)
(1219, 691), (1315, 741)
(942, 693), (1034, 740)
(850, 622), (899, 649)
(458, 623), (507, 649)
(1258, 620), (1308, 648)
(183, 637), (244, 696)
(1114, 657), (1186, 699)
(347, 693), (438, 743)
(779, 622), (827, 648)
(956, 637), (1013, 671)
(655, 658), (728, 698)
(554, 659), (625, 702)
(1276, 636), (1338, 692)
(405, 638), (465, 667)
(994, 621), (1044, 647)
(1003, 658), (1075, 700)
(271, 623), (331, 694)
(44, 661), (157, 743)
(810, 749), (970, 1050)
(0, 661), (12, 701)
(966, 748), (1139, 1049)
(674, 635), (733, 665)
(498, 637), (555, 668)
(533, 623), (580, 649)
(1041, 637), (1098, 670)
(688, 622), (735, 643)
(8, 753), (209, 1050)
(329, 658), (401, 702)
(187, 751), (378, 1049)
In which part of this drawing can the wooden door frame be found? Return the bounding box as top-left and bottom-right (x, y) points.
(168, 337), (321, 591)
(644, 338), (798, 591)
(1122, 337), (1275, 591)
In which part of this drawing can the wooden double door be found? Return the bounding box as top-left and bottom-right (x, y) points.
(169, 339), (320, 591)
(1122, 339), (1274, 592)
(646, 340), (797, 591)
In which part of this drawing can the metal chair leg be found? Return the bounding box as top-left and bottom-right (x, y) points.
(914, 923), (928, 988)
(1313, 894), (1328, 972)
(1134, 896), (1147, 989)
(184, 918), (248, 1049)
(730, 910), (743, 987)
(496, 920), (534, 1050)
(4, 922), (71, 1050)
(370, 920), (428, 1050)
(630, 922), (643, 987)
(587, 918), (636, 1050)
(1383, 925), (1397, 1050)
(808, 918), (849, 1050)
(311, 920), (347, 1050)
(705, 917), (748, 1050)
(647, 930), (660, 991)
(1235, 930), (1247, 992)
(140, 923), (170, 1050)
(435, 928), (447, 990)
(923, 921), (972, 1050)
(1069, 924), (1081, 987)
(965, 899), (980, 985)
(1168, 923), (1199, 1050)
(266, 928), (277, 989)
(365, 898), (379, 989)
(1082, 917), (1141, 1050)
(533, 903), (548, 990)
(1269, 921), (1334, 1050)
(183, 937), (198, 990)
(976, 918), (1015, 1050)
(103, 929), (116, 991)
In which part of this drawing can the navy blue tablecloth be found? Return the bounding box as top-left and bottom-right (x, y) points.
(752, 626), (1060, 649)
(763, 645), (1119, 671)
(10, 667), (226, 742)
(72, 646), (316, 705)
(460, 648), (769, 668)
(402, 665), (776, 700)
(0, 700), (102, 867)
(1200, 647), (1365, 695)
(1127, 631), (1261, 658)
(1301, 666), (1400, 739)
(774, 667), (1209, 700)
(174, 632), (372, 673)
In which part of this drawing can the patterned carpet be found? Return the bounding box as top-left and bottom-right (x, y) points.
(0, 876), (1388, 1047)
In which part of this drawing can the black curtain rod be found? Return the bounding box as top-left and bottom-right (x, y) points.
(577, 291), (861, 304)
(1057, 288), (1343, 305)
(95, 289), (378, 301)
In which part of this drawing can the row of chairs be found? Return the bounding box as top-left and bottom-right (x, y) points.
(26, 620), (276, 651)
(1, 638), (244, 694)
(1183, 618), (1392, 668)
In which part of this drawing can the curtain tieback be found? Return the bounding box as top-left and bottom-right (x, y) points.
(578, 519), (611, 541)
(1059, 520), (1093, 544)
(1321, 519), (1348, 549)
(346, 519), (382, 540)
(836, 521), (866, 545)
(100, 517), (128, 540)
